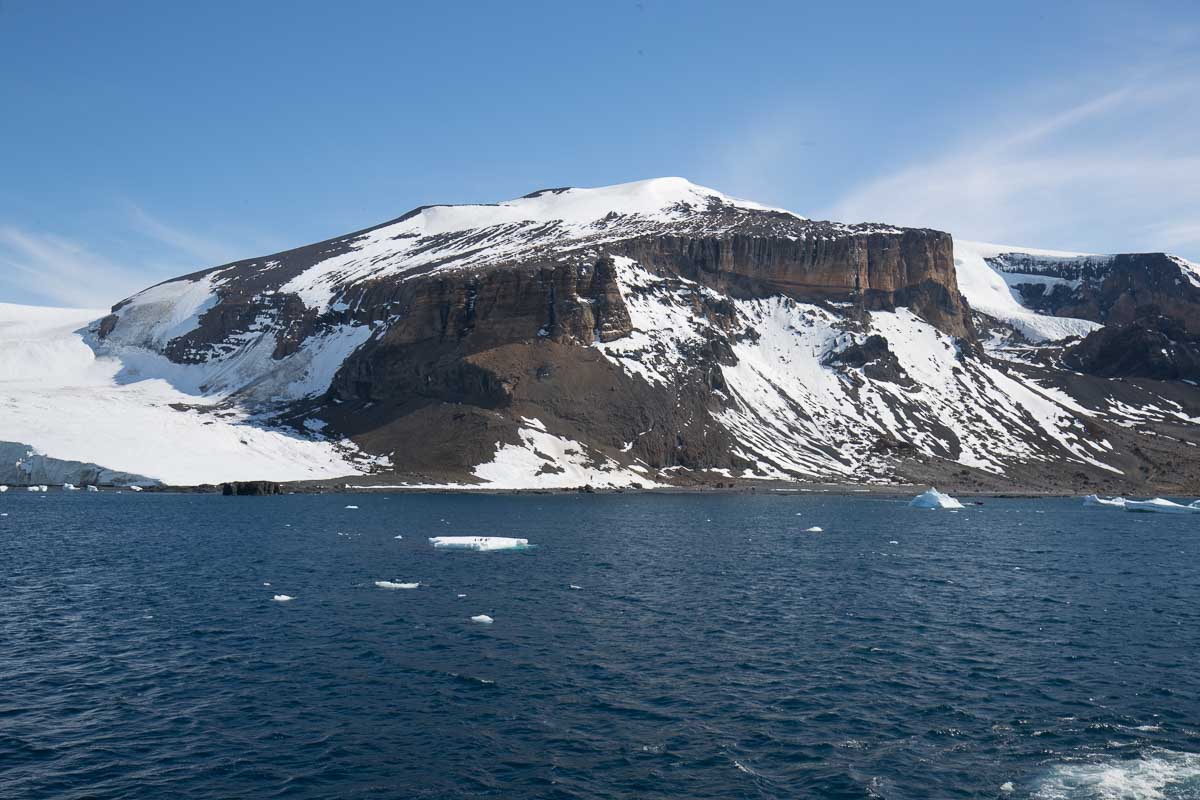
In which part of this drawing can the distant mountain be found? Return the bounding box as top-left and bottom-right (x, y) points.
(3, 177), (1199, 492)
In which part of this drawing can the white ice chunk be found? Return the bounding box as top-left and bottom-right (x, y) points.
(375, 581), (419, 590)
(0, 485), (8, 492)
(85, 485), (99, 492)
(62, 483), (78, 491)
(1083, 494), (1126, 508)
(429, 536), (531, 551)
(1123, 498), (1200, 514)
(345, 505), (359, 509)
(909, 488), (965, 509)
(470, 614), (494, 624)
(128, 485), (143, 492)
(272, 594), (295, 602)
(805, 526), (823, 532)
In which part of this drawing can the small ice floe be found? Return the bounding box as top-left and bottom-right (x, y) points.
(470, 614), (494, 624)
(0, 485), (8, 492)
(393, 535), (403, 539)
(128, 485), (143, 492)
(345, 505), (359, 510)
(272, 594), (295, 602)
(569, 584), (582, 590)
(888, 540), (899, 545)
(909, 488), (964, 509)
(85, 485), (99, 492)
(1000, 782), (1014, 793)
(429, 536), (532, 551)
(375, 581), (419, 590)
(1123, 498), (1200, 514)
(456, 593), (467, 598)
(62, 483), (78, 491)
(27, 485), (48, 493)
(805, 526), (823, 533)
(1083, 494), (1126, 509)
(263, 582), (271, 586)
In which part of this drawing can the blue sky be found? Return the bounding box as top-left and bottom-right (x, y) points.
(1, 0), (1198, 307)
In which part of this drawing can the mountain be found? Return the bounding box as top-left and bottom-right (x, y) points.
(3, 177), (1199, 492)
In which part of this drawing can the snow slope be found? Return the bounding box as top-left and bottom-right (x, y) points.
(259, 177), (806, 310)
(953, 240), (1103, 343)
(596, 256), (1123, 479)
(0, 302), (374, 485)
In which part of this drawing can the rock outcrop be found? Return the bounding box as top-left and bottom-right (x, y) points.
(62, 178), (1200, 493)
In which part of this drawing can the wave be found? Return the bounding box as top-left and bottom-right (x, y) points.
(1032, 749), (1200, 799)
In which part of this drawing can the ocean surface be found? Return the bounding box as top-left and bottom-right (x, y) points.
(2, 492), (1199, 799)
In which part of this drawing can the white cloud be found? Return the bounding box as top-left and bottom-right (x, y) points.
(824, 75), (1200, 259)
(0, 207), (258, 309)
(0, 227), (148, 309)
(124, 203), (243, 267)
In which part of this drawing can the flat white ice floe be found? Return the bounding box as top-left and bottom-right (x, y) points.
(805, 526), (823, 533)
(86, 485), (99, 492)
(272, 594), (295, 602)
(470, 614), (494, 624)
(345, 505), (359, 509)
(374, 581), (419, 590)
(63, 483), (78, 491)
(909, 488), (965, 510)
(429, 536), (531, 551)
(0, 485), (8, 492)
(1083, 494), (1126, 508)
(1123, 498), (1200, 514)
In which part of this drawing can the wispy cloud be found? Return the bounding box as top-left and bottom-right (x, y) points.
(824, 73), (1200, 258)
(0, 206), (259, 309)
(0, 227), (149, 309)
(124, 203), (244, 267)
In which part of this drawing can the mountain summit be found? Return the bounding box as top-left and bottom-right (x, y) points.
(3, 179), (1199, 491)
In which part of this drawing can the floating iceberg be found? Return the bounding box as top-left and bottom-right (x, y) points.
(470, 614), (494, 624)
(1083, 494), (1125, 508)
(1123, 498), (1200, 514)
(429, 536), (532, 552)
(128, 485), (143, 492)
(0, 485), (7, 492)
(86, 485), (99, 492)
(345, 505), (359, 510)
(375, 581), (419, 590)
(63, 483), (78, 491)
(805, 526), (823, 532)
(909, 488), (965, 509)
(27, 485), (48, 493)
(272, 594), (295, 602)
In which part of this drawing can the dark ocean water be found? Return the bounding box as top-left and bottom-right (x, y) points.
(2, 491), (1199, 799)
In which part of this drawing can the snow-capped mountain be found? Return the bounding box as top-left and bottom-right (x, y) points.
(3, 177), (1199, 492)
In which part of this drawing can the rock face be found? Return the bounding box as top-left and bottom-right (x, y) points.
(222, 481), (283, 496)
(997, 252), (1200, 333)
(67, 178), (1200, 493)
(1064, 316), (1200, 381)
(980, 249), (1200, 379)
